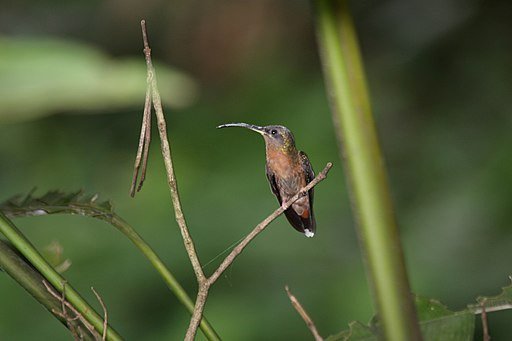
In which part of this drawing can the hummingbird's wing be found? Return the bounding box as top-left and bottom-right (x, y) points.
(299, 151), (316, 235)
(265, 166), (282, 204)
(266, 166), (303, 232)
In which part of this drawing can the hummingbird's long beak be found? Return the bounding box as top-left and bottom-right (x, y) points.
(217, 123), (267, 136)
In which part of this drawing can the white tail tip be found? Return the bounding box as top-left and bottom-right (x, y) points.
(304, 229), (314, 238)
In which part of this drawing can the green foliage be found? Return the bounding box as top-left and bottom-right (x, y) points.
(416, 297), (474, 341)
(314, 0), (420, 338)
(326, 321), (374, 341)
(2, 190), (115, 222)
(0, 239), (97, 341)
(1, 1), (512, 339)
(415, 296), (454, 320)
(0, 37), (197, 122)
(420, 311), (474, 341)
(469, 278), (512, 313)
(0, 190), (221, 341)
(0, 211), (123, 340)
(326, 296), (475, 341)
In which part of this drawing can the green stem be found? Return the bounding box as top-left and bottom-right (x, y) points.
(110, 216), (221, 341)
(0, 211), (123, 341)
(313, 1), (422, 340)
(1, 192), (220, 341)
(0, 239), (95, 341)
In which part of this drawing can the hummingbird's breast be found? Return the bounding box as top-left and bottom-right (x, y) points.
(266, 149), (309, 216)
(266, 149), (300, 186)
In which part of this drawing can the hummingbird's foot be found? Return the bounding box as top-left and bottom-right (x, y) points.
(304, 229), (314, 238)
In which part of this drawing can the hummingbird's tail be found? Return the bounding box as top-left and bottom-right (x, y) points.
(283, 204), (316, 238)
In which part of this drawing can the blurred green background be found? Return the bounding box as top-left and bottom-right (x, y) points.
(1, 0), (512, 339)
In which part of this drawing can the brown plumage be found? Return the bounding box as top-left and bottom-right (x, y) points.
(217, 123), (316, 237)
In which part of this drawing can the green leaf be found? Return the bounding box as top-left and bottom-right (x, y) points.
(468, 276), (512, 314)
(326, 296), (474, 341)
(420, 310), (474, 341)
(415, 296), (454, 320)
(415, 297), (474, 341)
(326, 321), (375, 341)
(0, 37), (197, 122)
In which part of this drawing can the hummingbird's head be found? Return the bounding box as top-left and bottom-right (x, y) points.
(217, 123), (296, 153)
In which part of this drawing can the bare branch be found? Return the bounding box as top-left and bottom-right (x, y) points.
(139, 19), (205, 283)
(185, 285), (210, 341)
(185, 163), (333, 340)
(208, 162), (332, 285)
(285, 286), (323, 341)
(43, 280), (102, 340)
(55, 281), (80, 341)
(135, 20), (221, 341)
(92, 287), (108, 341)
(136, 20), (333, 341)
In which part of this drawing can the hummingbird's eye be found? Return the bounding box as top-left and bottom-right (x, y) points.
(271, 129), (277, 135)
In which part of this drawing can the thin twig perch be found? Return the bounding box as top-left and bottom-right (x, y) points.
(285, 285), (324, 341)
(135, 20), (333, 340)
(208, 162), (332, 285)
(184, 162), (332, 340)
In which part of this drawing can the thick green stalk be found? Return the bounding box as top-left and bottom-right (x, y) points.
(1, 191), (220, 341)
(313, 0), (422, 340)
(110, 216), (221, 341)
(0, 239), (95, 341)
(0, 211), (123, 341)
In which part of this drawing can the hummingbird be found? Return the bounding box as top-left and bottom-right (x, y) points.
(217, 123), (316, 237)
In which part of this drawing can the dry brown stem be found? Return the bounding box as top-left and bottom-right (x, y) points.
(139, 20), (205, 284)
(136, 20), (333, 341)
(481, 300), (490, 341)
(130, 85), (152, 197)
(44, 280), (103, 340)
(91, 287), (108, 341)
(185, 162), (332, 340)
(285, 285), (323, 341)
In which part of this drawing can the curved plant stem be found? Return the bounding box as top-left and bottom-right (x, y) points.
(1, 191), (220, 341)
(0, 212), (122, 341)
(0, 239), (97, 341)
(285, 286), (323, 341)
(313, 0), (422, 340)
(109, 216), (220, 341)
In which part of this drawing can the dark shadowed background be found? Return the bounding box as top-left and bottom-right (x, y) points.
(1, 0), (512, 339)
